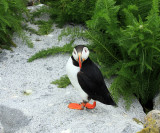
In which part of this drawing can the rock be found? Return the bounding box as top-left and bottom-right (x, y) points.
(137, 110), (160, 133)
(48, 85), (53, 90)
(0, 51), (6, 62)
(61, 129), (71, 133)
(11, 55), (14, 58)
(153, 93), (160, 110)
(0, 122), (4, 133)
(0, 105), (30, 133)
(23, 89), (33, 95)
(27, 4), (45, 12)
(0, 51), (7, 56)
(118, 97), (146, 122)
(0, 16), (145, 132)
(121, 123), (142, 133)
(47, 67), (53, 71)
(27, 4), (50, 21)
(0, 53), (8, 62)
(145, 110), (160, 128)
(27, 0), (40, 6)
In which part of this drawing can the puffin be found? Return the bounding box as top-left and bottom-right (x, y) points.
(66, 45), (116, 110)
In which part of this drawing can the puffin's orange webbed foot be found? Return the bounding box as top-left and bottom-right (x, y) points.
(68, 103), (85, 110)
(85, 101), (96, 109)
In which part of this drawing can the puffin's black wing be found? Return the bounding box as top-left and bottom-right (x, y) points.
(77, 59), (116, 106)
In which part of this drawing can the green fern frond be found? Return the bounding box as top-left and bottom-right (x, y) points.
(85, 30), (119, 62)
(28, 40), (74, 62)
(0, 0), (31, 49)
(21, 33), (34, 48)
(1, 0), (9, 12)
(36, 20), (54, 35)
(85, 0), (160, 108)
(41, 0), (97, 27)
(51, 75), (71, 88)
(31, 0), (160, 109)
(58, 27), (85, 41)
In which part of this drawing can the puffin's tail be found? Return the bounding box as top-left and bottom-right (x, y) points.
(103, 93), (117, 106)
(98, 86), (117, 106)
(92, 93), (117, 107)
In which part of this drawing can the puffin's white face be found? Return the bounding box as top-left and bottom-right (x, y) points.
(72, 48), (78, 61)
(82, 47), (89, 61)
(72, 46), (89, 68)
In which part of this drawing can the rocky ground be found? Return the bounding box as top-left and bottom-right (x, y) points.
(0, 4), (147, 133)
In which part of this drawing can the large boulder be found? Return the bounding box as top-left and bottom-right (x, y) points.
(27, 4), (50, 21)
(0, 13), (145, 132)
(137, 110), (160, 133)
(27, 4), (45, 12)
(0, 122), (4, 133)
(27, 0), (40, 6)
(153, 93), (160, 110)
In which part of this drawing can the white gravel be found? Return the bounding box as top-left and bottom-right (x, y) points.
(0, 4), (146, 133)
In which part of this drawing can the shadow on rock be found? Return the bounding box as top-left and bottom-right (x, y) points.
(0, 105), (30, 133)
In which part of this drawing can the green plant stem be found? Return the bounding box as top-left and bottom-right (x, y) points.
(86, 30), (119, 62)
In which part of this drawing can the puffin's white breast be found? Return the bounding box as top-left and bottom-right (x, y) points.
(66, 57), (88, 101)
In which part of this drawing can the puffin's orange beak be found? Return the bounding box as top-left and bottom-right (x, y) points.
(78, 53), (82, 69)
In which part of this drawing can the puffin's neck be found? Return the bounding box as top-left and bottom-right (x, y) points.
(82, 57), (92, 67)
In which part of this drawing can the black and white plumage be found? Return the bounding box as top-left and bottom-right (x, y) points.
(66, 45), (116, 107)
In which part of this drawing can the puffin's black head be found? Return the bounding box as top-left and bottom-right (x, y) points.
(72, 45), (89, 68)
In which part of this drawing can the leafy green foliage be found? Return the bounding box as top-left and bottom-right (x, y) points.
(0, 0), (33, 49)
(26, 5), (54, 35)
(58, 27), (85, 41)
(41, 0), (97, 27)
(27, 0), (160, 109)
(30, 5), (50, 20)
(24, 20), (54, 36)
(57, 26), (101, 64)
(28, 40), (74, 62)
(86, 0), (160, 107)
(33, 20), (54, 35)
(21, 32), (34, 48)
(23, 24), (39, 35)
(51, 75), (71, 88)
(37, 20), (53, 35)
